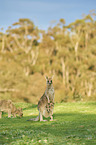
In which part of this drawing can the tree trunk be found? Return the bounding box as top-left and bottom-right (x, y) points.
(75, 41), (79, 61)
(85, 33), (88, 49)
(66, 69), (69, 88)
(87, 82), (92, 97)
(61, 58), (65, 85)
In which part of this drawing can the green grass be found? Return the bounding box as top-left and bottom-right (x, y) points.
(0, 102), (96, 145)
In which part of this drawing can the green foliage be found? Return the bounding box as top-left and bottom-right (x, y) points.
(0, 102), (96, 144)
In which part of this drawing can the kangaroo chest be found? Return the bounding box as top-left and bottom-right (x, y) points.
(45, 88), (54, 101)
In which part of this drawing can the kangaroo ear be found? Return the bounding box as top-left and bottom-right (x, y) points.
(45, 76), (48, 80)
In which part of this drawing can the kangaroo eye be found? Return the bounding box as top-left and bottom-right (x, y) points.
(50, 80), (52, 83)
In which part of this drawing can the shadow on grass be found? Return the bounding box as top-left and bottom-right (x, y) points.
(23, 104), (38, 111)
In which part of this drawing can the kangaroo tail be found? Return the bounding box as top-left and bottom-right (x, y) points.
(27, 115), (39, 121)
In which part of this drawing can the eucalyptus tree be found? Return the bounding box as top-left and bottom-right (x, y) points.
(6, 19), (40, 75)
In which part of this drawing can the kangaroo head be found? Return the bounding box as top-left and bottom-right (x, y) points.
(45, 76), (54, 86)
(16, 108), (23, 117)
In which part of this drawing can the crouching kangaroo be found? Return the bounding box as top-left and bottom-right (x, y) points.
(28, 76), (55, 121)
(0, 100), (23, 118)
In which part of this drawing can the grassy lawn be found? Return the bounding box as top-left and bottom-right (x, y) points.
(0, 102), (96, 145)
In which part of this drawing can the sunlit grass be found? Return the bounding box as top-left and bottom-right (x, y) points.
(0, 102), (96, 145)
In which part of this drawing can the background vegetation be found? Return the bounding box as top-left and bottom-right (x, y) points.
(0, 10), (96, 103)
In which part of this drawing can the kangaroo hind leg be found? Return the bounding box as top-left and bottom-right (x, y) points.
(8, 109), (11, 118)
(40, 112), (47, 122)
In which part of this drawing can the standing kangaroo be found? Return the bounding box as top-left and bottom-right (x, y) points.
(28, 76), (55, 121)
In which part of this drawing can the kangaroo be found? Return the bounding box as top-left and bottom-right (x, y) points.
(0, 100), (23, 118)
(28, 76), (55, 121)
